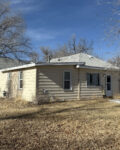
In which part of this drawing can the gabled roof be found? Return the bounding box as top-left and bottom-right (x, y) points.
(50, 53), (119, 70)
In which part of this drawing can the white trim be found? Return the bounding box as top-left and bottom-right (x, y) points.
(18, 71), (23, 90)
(1, 63), (36, 72)
(1, 62), (119, 73)
(63, 71), (72, 90)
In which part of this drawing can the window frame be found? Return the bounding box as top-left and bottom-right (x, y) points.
(18, 71), (23, 89)
(63, 71), (72, 90)
(87, 73), (100, 87)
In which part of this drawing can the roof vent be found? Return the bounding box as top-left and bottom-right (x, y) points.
(88, 56), (94, 59)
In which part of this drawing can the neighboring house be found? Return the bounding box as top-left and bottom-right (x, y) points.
(0, 53), (120, 103)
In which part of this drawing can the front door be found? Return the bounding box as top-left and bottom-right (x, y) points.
(106, 75), (112, 97)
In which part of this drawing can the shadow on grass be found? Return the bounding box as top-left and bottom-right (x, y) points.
(0, 108), (48, 121)
(113, 104), (120, 108)
(0, 100), (113, 121)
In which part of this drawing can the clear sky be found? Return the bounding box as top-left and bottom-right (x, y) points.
(10, 0), (119, 60)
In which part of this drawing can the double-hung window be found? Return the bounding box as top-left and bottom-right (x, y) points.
(64, 71), (71, 90)
(19, 71), (23, 89)
(87, 73), (100, 86)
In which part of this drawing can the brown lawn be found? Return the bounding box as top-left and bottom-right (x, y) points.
(0, 99), (120, 150)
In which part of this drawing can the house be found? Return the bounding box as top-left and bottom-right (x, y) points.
(0, 57), (26, 98)
(0, 53), (120, 103)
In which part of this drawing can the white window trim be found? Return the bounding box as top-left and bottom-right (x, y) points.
(63, 71), (72, 91)
(18, 71), (23, 89)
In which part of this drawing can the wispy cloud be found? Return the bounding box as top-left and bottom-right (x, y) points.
(26, 29), (56, 42)
(10, 0), (45, 14)
(11, 0), (33, 5)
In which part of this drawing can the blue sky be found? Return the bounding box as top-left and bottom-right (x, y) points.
(10, 0), (119, 60)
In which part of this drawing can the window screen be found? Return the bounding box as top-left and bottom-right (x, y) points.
(64, 72), (71, 90)
(19, 71), (23, 89)
(87, 73), (100, 86)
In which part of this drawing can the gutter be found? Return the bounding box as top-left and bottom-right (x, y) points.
(76, 64), (120, 71)
(1, 62), (119, 73)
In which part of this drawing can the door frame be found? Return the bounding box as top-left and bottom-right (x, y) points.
(105, 75), (112, 97)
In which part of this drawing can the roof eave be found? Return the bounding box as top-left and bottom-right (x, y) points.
(1, 62), (119, 73)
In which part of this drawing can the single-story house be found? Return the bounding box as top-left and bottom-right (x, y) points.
(0, 53), (120, 103)
(0, 57), (25, 98)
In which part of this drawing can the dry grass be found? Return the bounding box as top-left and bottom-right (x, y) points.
(0, 99), (120, 149)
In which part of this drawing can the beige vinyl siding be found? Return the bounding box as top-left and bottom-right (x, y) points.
(0, 71), (8, 97)
(37, 66), (78, 101)
(37, 66), (120, 101)
(8, 72), (20, 98)
(0, 64), (119, 102)
(79, 69), (120, 99)
(22, 68), (36, 102)
(110, 71), (120, 97)
(79, 69), (103, 99)
(2, 68), (37, 102)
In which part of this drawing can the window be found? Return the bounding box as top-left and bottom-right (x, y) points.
(19, 71), (23, 89)
(107, 75), (111, 91)
(87, 73), (100, 86)
(64, 71), (71, 90)
(8, 72), (11, 80)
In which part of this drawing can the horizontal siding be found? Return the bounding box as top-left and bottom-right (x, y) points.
(80, 69), (103, 98)
(0, 71), (8, 97)
(37, 66), (78, 101)
(21, 68), (36, 102)
(2, 68), (37, 102)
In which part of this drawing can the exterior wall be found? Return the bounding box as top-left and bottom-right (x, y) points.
(37, 66), (78, 102)
(0, 65), (119, 102)
(22, 68), (37, 102)
(79, 69), (104, 99)
(37, 66), (120, 101)
(2, 68), (37, 102)
(79, 69), (120, 99)
(0, 71), (8, 97)
(110, 71), (120, 97)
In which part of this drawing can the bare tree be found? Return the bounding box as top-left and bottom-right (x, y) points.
(77, 38), (93, 54)
(68, 34), (77, 53)
(40, 46), (53, 62)
(68, 35), (93, 54)
(28, 52), (40, 63)
(108, 56), (120, 67)
(0, 1), (31, 61)
(98, 0), (120, 43)
(40, 35), (94, 61)
(53, 44), (70, 58)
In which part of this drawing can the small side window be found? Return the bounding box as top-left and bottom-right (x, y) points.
(19, 71), (23, 89)
(64, 71), (71, 90)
